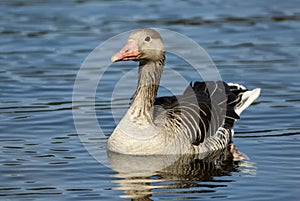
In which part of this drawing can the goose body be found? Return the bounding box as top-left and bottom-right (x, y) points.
(107, 29), (260, 155)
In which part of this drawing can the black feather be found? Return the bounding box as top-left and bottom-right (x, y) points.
(154, 81), (244, 146)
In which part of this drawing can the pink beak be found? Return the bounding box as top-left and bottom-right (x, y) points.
(111, 40), (140, 62)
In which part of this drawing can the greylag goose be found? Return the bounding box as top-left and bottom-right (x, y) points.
(108, 28), (260, 155)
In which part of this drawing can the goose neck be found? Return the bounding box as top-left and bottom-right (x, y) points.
(129, 59), (165, 124)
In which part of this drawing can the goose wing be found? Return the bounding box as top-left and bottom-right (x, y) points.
(154, 81), (240, 146)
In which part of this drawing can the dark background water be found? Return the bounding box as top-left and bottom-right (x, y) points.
(1, 0), (300, 200)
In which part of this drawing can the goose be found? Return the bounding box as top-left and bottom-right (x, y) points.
(107, 28), (260, 155)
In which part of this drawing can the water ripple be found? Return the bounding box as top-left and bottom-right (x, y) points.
(0, 0), (299, 200)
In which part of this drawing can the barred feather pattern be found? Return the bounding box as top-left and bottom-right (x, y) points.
(154, 81), (241, 152)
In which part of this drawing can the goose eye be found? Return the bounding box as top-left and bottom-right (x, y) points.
(144, 36), (151, 42)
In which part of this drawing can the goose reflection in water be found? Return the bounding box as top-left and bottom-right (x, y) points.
(108, 144), (256, 200)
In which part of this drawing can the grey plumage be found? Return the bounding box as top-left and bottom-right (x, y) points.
(107, 28), (260, 155)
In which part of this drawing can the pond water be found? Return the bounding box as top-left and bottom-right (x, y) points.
(1, 0), (300, 200)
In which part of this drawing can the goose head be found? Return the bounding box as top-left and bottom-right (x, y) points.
(111, 28), (165, 63)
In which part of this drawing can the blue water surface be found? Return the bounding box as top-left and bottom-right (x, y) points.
(1, 0), (300, 200)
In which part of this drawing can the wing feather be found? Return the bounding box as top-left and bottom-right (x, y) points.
(154, 81), (242, 146)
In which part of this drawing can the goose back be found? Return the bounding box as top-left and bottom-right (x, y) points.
(154, 81), (243, 148)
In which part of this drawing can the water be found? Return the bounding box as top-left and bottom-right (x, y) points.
(1, 0), (300, 200)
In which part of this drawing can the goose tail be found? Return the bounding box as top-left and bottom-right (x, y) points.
(228, 83), (261, 116)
